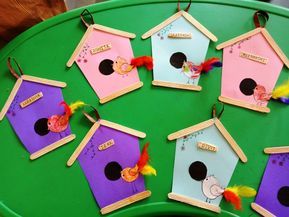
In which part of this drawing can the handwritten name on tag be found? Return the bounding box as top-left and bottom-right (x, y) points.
(239, 51), (268, 64)
(197, 142), (218, 152)
(90, 43), (112, 55)
(20, 92), (43, 108)
(168, 32), (192, 39)
(98, 139), (115, 151)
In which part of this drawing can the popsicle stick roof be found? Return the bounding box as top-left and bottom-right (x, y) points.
(264, 146), (289, 154)
(216, 27), (289, 68)
(0, 75), (67, 121)
(67, 119), (146, 166)
(167, 118), (247, 163)
(66, 24), (136, 67)
(141, 10), (218, 42)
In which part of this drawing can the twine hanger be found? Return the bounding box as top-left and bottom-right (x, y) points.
(80, 9), (95, 28)
(253, 10), (269, 28)
(177, 0), (192, 12)
(7, 57), (24, 79)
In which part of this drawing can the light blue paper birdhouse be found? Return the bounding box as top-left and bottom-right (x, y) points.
(167, 118), (247, 213)
(142, 10), (218, 91)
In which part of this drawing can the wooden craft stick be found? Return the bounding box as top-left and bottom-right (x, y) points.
(219, 96), (270, 113)
(67, 25), (94, 67)
(168, 193), (221, 213)
(168, 119), (215, 141)
(251, 203), (276, 217)
(30, 134), (76, 160)
(101, 190), (151, 214)
(100, 119), (146, 138)
(181, 11), (217, 42)
(142, 11), (183, 39)
(22, 75), (66, 88)
(239, 51), (268, 64)
(168, 32), (192, 39)
(216, 28), (262, 50)
(214, 118), (247, 163)
(152, 80), (202, 91)
(197, 142), (218, 152)
(261, 28), (289, 68)
(264, 146), (289, 154)
(0, 78), (22, 121)
(67, 122), (100, 166)
(99, 82), (143, 104)
(20, 92), (43, 108)
(93, 24), (136, 39)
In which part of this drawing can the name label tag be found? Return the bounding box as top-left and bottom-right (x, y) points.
(168, 32), (192, 39)
(239, 51), (268, 64)
(98, 139), (115, 151)
(20, 92), (43, 108)
(197, 142), (218, 152)
(90, 43), (112, 55)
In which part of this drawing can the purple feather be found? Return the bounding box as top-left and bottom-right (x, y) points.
(212, 61), (222, 68)
(278, 97), (289, 104)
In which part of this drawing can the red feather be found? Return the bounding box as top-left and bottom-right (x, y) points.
(137, 143), (150, 171)
(200, 57), (222, 73)
(131, 56), (153, 70)
(60, 101), (72, 117)
(223, 189), (242, 210)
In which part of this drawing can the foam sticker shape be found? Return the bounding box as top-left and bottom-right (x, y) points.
(0, 74), (76, 160)
(67, 24), (143, 104)
(66, 119), (151, 215)
(142, 10), (218, 91)
(167, 118), (247, 213)
(217, 28), (289, 113)
(252, 147), (289, 217)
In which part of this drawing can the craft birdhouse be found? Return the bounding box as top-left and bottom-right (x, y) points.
(142, 7), (219, 91)
(67, 10), (143, 104)
(67, 114), (153, 215)
(217, 11), (289, 113)
(0, 58), (76, 160)
(167, 118), (247, 213)
(252, 146), (289, 217)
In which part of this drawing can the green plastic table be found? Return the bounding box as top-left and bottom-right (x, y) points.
(1, 0), (289, 216)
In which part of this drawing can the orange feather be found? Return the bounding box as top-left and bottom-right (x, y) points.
(223, 189), (242, 210)
(137, 143), (149, 171)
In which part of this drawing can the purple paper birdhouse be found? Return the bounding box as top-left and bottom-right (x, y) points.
(67, 118), (151, 215)
(0, 58), (75, 160)
(252, 147), (289, 217)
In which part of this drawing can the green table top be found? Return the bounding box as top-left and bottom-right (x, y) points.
(1, 0), (289, 216)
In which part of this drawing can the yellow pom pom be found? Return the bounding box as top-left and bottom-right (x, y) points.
(272, 80), (289, 99)
(140, 165), (157, 176)
(69, 101), (86, 114)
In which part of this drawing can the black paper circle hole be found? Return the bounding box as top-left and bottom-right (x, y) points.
(99, 59), (114, 75)
(34, 118), (49, 136)
(239, 78), (257, 96)
(277, 186), (289, 207)
(104, 161), (122, 181)
(170, 52), (187, 69)
(189, 161), (207, 181)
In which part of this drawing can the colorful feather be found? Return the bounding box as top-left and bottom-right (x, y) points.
(278, 97), (289, 104)
(272, 80), (289, 99)
(131, 56), (153, 70)
(223, 189), (242, 210)
(223, 186), (256, 210)
(69, 101), (86, 114)
(140, 164), (157, 176)
(137, 143), (149, 171)
(60, 101), (72, 117)
(200, 57), (222, 74)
